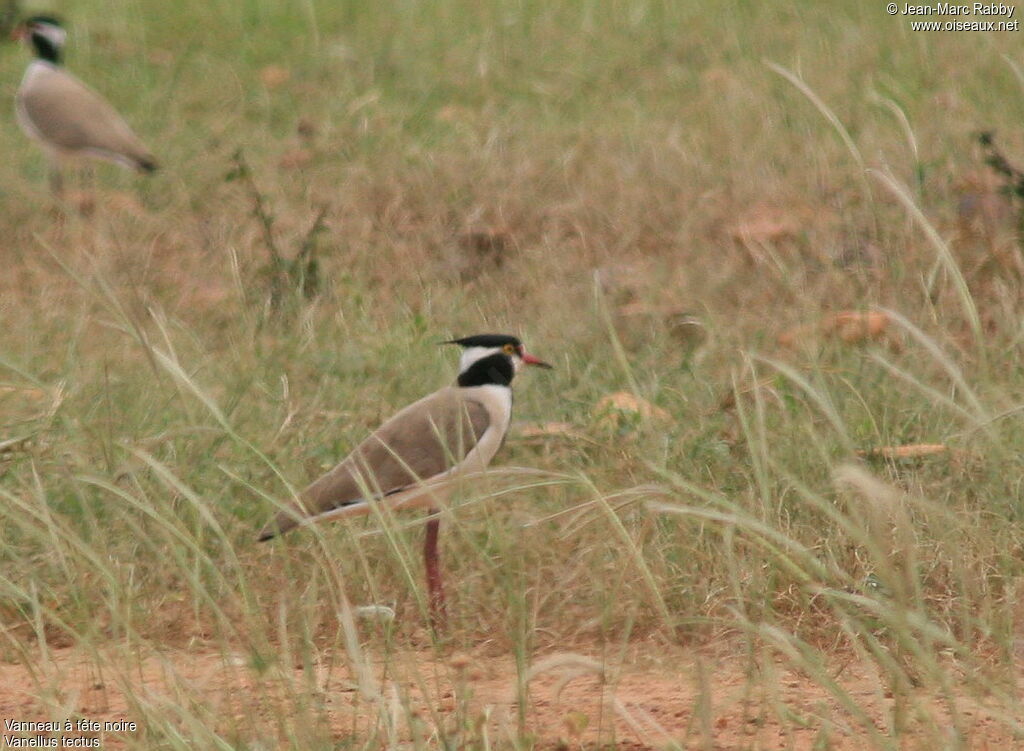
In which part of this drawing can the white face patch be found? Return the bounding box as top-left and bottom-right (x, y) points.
(32, 23), (67, 51)
(458, 346), (500, 373)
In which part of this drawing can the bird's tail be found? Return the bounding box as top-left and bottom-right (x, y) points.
(256, 511), (299, 542)
(257, 495), (382, 541)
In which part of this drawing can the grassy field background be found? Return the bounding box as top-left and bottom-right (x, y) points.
(1, 0), (1024, 747)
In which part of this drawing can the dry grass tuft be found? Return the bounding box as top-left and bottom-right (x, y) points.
(0, 0), (1023, 747)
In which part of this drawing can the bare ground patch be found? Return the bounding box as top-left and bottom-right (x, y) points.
(0, 644), (1020, 749)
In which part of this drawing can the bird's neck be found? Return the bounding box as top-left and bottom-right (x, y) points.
(457, 353), (515, 388)
(32, 35), (62, 64)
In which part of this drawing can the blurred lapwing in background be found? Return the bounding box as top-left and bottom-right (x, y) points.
(13, 15), (157, 196)
(258, 334), (552, 628)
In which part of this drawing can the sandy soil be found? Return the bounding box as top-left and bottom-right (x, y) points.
(0, 644), (1019, 749)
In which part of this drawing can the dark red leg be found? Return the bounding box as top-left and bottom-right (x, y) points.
(424, 512), (447, 630)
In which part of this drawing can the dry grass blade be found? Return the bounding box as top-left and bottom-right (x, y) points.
(872, 172), (984, 351)
(1, 3), (1023, 747)
(857, 444), (948, 459)
(873, 307), (993, 433)
(752, 354), (856, 454)
(765, 60), (875, 222)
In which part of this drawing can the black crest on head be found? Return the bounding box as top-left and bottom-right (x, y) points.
(23, 14), (64, 63)
(26, 14), (63, 26)
(446, 334), (521, 349)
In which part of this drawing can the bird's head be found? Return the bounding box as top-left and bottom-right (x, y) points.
(446, 334), (552, 387)
(13, 15), (66, 63)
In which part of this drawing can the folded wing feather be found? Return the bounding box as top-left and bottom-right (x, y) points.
(18, 66), (156, 170)
(259, 387), (490, 540)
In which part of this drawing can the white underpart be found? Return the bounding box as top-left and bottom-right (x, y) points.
(454, 383), (514, 468)
(18, 22), (69, 151)
(15, 61), (56, 151)
(297, 383), (514, 527)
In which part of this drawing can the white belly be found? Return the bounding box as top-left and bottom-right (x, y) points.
(15, 66), (49, 149)
(457, 383), (513, 469)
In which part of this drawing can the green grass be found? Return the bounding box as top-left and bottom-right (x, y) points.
(1, 0), (1024, 747)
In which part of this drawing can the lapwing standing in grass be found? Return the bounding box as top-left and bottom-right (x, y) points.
(13, 15), (157, 196)
(257, 334), (552, 627)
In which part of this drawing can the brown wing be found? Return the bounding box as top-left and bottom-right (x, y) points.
(259, 388), (490, 539)
(18, 67), (156, 170)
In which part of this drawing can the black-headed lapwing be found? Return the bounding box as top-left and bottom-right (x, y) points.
(258, 334), (552, 626)
(13, 15), (157, 195)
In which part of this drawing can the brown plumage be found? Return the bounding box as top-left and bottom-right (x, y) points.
(258, 387), (492, 541)
(258, 333), (551, 632)
(17, 63), (157, 172)
(14, 16), (157, 195)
